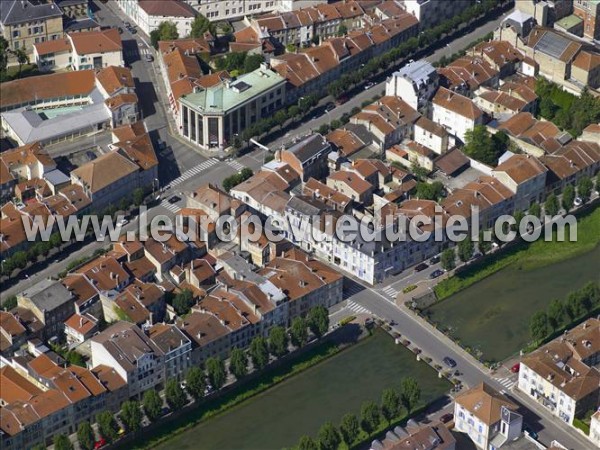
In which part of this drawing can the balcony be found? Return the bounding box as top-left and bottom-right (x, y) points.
(530, 387), (557, 411)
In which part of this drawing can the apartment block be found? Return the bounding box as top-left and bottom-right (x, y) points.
(0, 0), (63, 56)
(432, 87), (484, 144)
(573, 0), (600, 40)
(404, 0), (474, 30)
(90, 321), (166, 398)
(386, 60), (439, 111)
(518, 318), (600, 426)
(34, 28), (124, 71)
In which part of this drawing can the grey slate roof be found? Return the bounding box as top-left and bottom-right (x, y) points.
(1, 0), (62, 26)
(284, 133), (331, 164)
(21, 279), (73, 312)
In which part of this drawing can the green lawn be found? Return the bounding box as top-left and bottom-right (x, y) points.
(435, 206), (600, 300)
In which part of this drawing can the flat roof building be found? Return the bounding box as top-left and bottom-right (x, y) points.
(178, 64), (286, 150)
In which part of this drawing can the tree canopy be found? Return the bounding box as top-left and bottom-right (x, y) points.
(463, 126), (509, 166)
(190, 14), (216, 37)
(536, 79), (600, 137)
(150, 21), (179, 49)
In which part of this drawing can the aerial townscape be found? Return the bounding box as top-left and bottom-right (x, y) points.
(1, 0), (600, 450)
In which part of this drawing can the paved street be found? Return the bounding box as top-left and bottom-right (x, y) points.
(264, 7), (515, 152)
(336, 281), (592, 450)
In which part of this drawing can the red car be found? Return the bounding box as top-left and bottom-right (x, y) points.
(94, 438), (106, 449)
(511, 363), (520, 373)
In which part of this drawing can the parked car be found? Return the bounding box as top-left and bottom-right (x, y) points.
(118, 219), (129, 227)
(443, 357), (457, 368)
(325, 102), (336, 112)
(168, 195), (181, 204)
(429, 255), (441, 265)
(414, 262), (429, 272)
(429, 269), (444, 279)
(124, 22), (131, 28)
(144, 53), (154, 62)
(390, 266), (403, 276)
(523, 424), (538, 440)
(335, 95), (348, 105)
(511, 363), (520, 373)
(117, 27), (123, 34)
(574, 196), (583, 207)
(129, 27), (137, 34)
(94, 438), (106, 449)
(364, 81), (375, 90)
(440, 413), (454, 424)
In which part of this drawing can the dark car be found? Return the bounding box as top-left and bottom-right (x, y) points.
(130, 28), (137, 34)
(144, 54), (154, 62)
(124, 21), (131, 28)
(429, 255), (441, 264)
(86, 151), (97, 161)
(168, 195), (181, 204)
(414, 262), (429, 272)
(440, 413), (454, 424)
(443, 357), (457, 368)
(117, 27), (123, 34)
(325, 102), (335, 112)
(429, 269), (444, 279)
(523, 424), (538, 440)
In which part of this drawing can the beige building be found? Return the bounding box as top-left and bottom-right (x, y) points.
(492, 154), (548, 211)
(0, 0), (64, 58)
(34, 28), (124, 72)
(518, 318), (600, 426)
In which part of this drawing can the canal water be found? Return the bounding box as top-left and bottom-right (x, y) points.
(426, 245), (600, 363)
(154, 330), (450, 450)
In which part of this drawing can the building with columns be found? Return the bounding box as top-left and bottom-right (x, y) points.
(178, 64), (286, 150)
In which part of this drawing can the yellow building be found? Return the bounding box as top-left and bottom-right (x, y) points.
(0, 0), (64, 58)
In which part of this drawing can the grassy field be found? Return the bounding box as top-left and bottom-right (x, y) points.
(435, 206), (600, 300)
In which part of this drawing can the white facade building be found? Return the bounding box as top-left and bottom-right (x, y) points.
(385, 60), (438, 111)
(117, 0), (197, 37)
(90, 321), (165, 398)
(182, 0), (327, 22)
(432, 87), (484, 144)
(517, 318), (600, 427)
(454, 383), (523, 449)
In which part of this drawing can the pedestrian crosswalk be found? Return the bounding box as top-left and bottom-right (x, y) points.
(160, 200), (181, 214)
(124, 48), (151, 58)
(167, 159), (219, 188)
(346, 300), (371, 315)
(496, 377), (516, 391)
(381, 285), (399, 299)
(227, 160), (246, 171)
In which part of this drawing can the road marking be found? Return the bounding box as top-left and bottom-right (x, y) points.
(346, 300), (371, 315)
(160, 200), (182, 213)
(381, 285), (399, 298)
(167, 159), (218, 188)
(496, 377), (516, 390)
(227, 160), (246, 171)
